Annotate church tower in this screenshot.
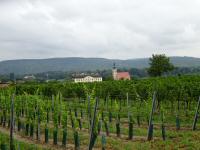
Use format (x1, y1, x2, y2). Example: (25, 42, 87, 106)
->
(112, 62, 117, 80)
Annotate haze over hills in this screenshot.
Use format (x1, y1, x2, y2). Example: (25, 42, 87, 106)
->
(0, 56, 200, 75)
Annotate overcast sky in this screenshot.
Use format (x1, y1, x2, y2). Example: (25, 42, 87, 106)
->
(0, 0, 200, 61)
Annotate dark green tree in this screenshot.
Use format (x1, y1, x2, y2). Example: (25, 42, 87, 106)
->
(148, 54, 174, 77)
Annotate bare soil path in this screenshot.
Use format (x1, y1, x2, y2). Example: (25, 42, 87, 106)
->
(0, 126, 75, 150)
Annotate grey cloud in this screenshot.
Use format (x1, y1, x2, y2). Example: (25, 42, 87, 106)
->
(0, 0, 200, 61)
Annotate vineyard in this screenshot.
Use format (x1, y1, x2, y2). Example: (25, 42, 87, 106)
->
(0, 75, 200, 150)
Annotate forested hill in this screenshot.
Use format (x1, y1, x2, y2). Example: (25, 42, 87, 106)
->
(0, 56, 200, 75)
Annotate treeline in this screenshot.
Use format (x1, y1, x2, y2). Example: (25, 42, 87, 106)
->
(13, 75, 200, 103)
(1, 66, 200, 82)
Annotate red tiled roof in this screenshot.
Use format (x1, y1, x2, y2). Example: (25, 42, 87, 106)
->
(117, 72, 130, 80)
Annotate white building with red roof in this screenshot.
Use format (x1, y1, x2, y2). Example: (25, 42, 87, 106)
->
(73, 74, 102, 83)
(112, 63, 131, 80)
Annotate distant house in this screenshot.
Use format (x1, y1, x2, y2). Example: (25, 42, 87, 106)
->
(24, 75, 36, 81)
(74, 75, 102, 83)
(112, 63, 131, 80)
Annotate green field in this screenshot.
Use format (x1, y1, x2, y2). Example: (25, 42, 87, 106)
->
(0, 75, 200, 150)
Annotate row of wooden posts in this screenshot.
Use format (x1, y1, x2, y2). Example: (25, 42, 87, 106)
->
(147, 92, 200, 141)
(6, 92, 200, 150)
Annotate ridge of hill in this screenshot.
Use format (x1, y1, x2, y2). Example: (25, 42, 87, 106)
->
(0, 56, 200, 74)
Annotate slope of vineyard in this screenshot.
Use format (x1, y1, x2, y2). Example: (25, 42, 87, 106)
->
(0, 75, 200, 149)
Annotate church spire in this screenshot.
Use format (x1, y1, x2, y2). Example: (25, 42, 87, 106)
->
(113, 62, 116, 69)
(112, 62, 117, 80)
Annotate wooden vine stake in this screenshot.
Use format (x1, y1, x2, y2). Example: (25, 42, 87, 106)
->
(127, 92, 130, 120)
(147, 92, 156, 141)
(99, 115, 106, 150)
(10, 94, 14, 150)
(88, 97, 99, 150)
(88, 96, 91, 132)
(36, 101, 40, 141)
(192, 96, 200, 131)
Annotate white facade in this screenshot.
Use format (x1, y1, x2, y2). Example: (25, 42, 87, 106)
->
(112, 68, 117, 80)
(24, 75, 36, 80)
(74, 76, 102, 83)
